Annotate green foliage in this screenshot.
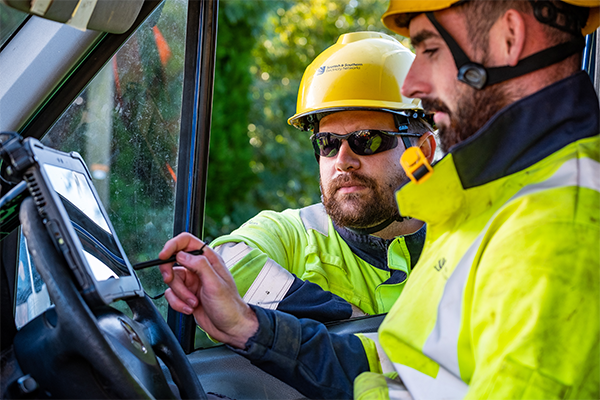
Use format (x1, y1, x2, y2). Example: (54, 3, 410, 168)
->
(107, 25, 180, 264)
(205, 0, 271, 239)
(205, 0, 409, 241)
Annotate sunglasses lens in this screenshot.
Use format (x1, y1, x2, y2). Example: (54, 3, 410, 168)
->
(312, 133, 342, 157)
(311, 130, 399, 157)
(348, 130, 397, 155)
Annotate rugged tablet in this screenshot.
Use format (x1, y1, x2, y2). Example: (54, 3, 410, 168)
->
(21, 138, 143, 306)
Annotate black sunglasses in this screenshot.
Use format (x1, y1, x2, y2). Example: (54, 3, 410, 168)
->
(310, 129, 421, 158)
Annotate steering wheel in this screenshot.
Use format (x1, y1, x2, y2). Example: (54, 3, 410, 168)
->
(12, 197, 207, 399)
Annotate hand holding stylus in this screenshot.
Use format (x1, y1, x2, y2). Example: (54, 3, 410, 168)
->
(158, 233, 258, 349)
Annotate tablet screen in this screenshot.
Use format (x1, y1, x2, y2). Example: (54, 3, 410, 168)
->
(44, 164, 131, 281)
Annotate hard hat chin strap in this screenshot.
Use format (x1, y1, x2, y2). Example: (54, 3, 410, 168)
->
(346, 214, 410, 236)
(425, 12, 585, 90)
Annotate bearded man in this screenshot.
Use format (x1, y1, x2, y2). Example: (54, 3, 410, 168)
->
(163, 32, 436, 324)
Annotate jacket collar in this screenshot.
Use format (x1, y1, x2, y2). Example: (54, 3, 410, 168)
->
(396, 71, 599, 224)
(333, 222, 426, 271)
(451, 71, 599, 189)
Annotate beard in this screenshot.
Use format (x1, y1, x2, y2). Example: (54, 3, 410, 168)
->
(321, 170, 405, 229)
(422, 82, 508, 152)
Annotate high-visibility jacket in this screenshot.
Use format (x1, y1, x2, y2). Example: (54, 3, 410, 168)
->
(232, 71, 599, 400)
(356, 71, 600, 399)
(211, 203, 425, 321)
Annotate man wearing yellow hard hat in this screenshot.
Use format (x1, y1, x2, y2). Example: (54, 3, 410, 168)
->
(161, 33, 436, 326)
(159, 1, 599, 399)
(206, 32, 437, 324)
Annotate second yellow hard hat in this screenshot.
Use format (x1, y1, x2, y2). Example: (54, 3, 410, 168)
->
(288, 32, 426, 131)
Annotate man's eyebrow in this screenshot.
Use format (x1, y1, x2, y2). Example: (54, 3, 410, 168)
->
(410, 30, 440, 48)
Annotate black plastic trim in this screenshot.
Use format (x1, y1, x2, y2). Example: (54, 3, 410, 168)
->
(169, 0, 219, 354)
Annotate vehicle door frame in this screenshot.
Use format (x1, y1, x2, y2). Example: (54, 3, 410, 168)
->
(0, 0, 219, 354)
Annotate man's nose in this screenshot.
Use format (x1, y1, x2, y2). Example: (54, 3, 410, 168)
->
(401, 57, 430, 100)
(335, 140, 361, 171)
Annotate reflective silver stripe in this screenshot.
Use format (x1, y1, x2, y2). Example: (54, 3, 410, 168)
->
(387, 379, 414, 400)
(396, 363, 468, 400)
(570, 157, 598, 191)
(214, 242, 295, 309)
(422, 241, 473, 377)
(300, 203, 329, 236)
(243, 258, 295, 310)
(362, 332, 395, 374)
(417, 156, 600, 394)
(213, 242, 252, 269)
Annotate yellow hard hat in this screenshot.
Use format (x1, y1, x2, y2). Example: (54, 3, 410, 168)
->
(382, 0, 599, 37)
(288, 31, 426, 131)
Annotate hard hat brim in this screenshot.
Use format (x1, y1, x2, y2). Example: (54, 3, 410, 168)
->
(382, 0, 599, 37)
(288, 104, 429, 131)
(382, 0, 458, 37)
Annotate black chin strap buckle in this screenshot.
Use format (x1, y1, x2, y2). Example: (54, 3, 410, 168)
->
(457, 63, 487, 90)
(425, 12, 489, 90)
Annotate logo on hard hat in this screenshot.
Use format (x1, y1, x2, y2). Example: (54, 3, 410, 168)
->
(316, 63, 363, 76)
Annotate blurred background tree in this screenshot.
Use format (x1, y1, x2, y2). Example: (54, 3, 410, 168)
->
(205, 0, 410, 241)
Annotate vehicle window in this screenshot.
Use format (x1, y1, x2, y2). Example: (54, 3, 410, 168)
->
(196, 0, 404, 348)
(205, 0, 407, 242)
(0, 2, 28, 48)
(14, 0, 187, 326)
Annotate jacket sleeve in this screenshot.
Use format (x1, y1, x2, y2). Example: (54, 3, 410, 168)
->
(277, 277, 352, 321)
(211, 210, 353, 322)
(466, 220, 599, 399)
(231, 305, 371, 400)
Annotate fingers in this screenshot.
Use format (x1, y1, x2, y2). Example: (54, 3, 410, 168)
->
(164, 288, 195, 315)
(174, 250, 228, 294)
(159, 232, 204, 258)
(159, 233, 204, 283)
(165, 267, 199, 311)
(161, 244, 258, 349)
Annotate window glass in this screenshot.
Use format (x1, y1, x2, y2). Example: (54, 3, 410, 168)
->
(0, 3, 28, 48)
(15, 0, 187, 326)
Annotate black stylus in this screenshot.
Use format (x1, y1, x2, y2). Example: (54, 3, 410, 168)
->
(132, 244, 207, 270)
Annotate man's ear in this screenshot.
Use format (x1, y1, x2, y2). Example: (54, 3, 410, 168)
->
(491, 9, 527, 67)
(417, 132, 437, 163)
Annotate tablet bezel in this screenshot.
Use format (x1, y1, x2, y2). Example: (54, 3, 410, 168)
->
(23, 138, 144, 306)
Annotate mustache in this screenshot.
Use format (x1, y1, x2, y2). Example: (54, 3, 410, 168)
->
(330, 172, 376, 192)
(421, 98, 451, 115)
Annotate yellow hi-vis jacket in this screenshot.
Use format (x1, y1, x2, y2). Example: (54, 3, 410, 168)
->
(355, 72, 600, 400)
(211, 203, 424, 319)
